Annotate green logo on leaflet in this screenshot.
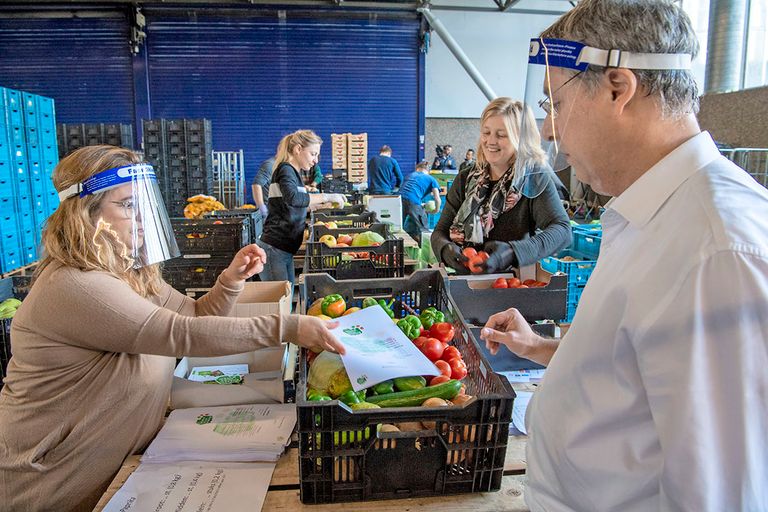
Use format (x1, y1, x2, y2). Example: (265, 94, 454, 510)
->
(196, 413, 213, 425)
(357, 374, 368, 385)
(343, 325, 364, 336)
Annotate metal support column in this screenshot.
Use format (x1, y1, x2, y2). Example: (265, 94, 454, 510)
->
(705, 0, 749, 93)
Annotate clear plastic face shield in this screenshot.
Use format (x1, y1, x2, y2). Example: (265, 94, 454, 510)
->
(58, 164, 180, 268)
(516, 37, 693, 197)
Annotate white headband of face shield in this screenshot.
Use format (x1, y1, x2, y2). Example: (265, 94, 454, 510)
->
(529, 38, 692, 72)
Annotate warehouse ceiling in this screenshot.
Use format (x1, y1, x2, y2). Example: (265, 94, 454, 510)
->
(3, 0, 575, 15)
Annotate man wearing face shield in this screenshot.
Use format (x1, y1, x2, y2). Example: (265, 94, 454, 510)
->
(0, 145, 346, 512)
(480, 1, 768, 510)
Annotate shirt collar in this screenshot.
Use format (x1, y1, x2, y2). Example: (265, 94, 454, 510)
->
(607, 131, 721, 227)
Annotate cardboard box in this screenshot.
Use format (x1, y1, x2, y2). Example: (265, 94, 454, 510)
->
(366, 195, 402, 230)
(233, 280, 291, 318)
(171, 346, 289, 410)
(170, 280, 294, 409)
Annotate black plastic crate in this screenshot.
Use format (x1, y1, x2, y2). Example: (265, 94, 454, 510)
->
(171, 217, 249, 256)
(0, 276, 31, 389)
(84, 123, 104, 137)
(313, 204, 366, 217)
(166, 120, 185, 133)
(311, 211, 377, 227)
(304, 223, 404, 280)
(448, 266, 567, 324)
(143, 119, 166, 134)
(297, 269, 515, 504)
(308, 222, 391, 243)
(161, 257, 230, 294)
(209, 208, 263, 243)
(321, 178, 351, 194)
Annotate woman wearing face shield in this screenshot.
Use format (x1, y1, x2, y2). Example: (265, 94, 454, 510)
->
(431, 97, 571, 274)
(257, 130, 346, 291)
(0, 145, 345, 512)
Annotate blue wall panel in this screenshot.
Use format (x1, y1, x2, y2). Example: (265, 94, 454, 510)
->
(144, 10, 421, 202)
(0, 13, 134, 125)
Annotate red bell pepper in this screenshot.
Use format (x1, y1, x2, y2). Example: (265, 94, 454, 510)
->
(429, 322, 455, 344)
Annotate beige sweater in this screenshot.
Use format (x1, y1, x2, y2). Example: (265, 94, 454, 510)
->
(0, 263, 298, 512)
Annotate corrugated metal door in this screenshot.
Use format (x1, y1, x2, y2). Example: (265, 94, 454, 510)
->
(143, 9, 422, 202)
(0, 11, 134, 124)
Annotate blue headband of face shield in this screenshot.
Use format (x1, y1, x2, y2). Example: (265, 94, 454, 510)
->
(58, 164, 157, 201)
(528, 38, 692, 72)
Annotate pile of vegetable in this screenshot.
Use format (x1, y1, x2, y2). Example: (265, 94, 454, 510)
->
(304, 295, 473, 412)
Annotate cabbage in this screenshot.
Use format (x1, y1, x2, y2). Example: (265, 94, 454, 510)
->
(307, 351, 352, 398)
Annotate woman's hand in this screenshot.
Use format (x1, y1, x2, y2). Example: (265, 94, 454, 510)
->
(294, 316, 346, 355)
(222, 244, 267, 286)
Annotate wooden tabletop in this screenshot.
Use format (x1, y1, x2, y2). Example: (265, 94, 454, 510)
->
(93, 434, 528, 512)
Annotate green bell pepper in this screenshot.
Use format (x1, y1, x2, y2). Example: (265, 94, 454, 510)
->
(362, 297, 395, 319)
(397, 315, 422, 340)
(419, 307, 445, 330)
(307, 388, 332, 401)
(338, 389, 363, 405)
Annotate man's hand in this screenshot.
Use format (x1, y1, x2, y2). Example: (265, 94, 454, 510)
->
(480, 307, 537, 357)
(295, 316, 346, 355)
(480, 240, 517, 274)
(222, 244, 266, 286)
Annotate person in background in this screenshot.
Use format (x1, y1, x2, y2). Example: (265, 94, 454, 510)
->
(399, 160, 442, 246)
(0, 145, 345, 512)
(301, 161, 323, 192)
(432, 144, 457, 171)
(258, 130, 346, 290)
(431, 97, 571, 274)
(480, 1, 768, 510)
(458, 148, 476, 174)
(251, 156, 275, 219)
(367, 145, 403, 195)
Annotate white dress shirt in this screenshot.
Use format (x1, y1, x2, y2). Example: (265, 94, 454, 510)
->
(525, 132, 768, 511)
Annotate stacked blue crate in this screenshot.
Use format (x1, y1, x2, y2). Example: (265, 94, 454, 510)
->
(540, 223, 602, 323)
(0, 86, 59, 273)
(426, 193, 446, 229)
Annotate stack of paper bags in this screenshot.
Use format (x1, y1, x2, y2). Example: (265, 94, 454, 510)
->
(141, 403, 296, 464)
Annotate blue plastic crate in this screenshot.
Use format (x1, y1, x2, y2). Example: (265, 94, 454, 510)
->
(541, 250, 597, 286)
(427, 212, 440, 229)
(572, 224, 602, 259)
(567, 283, 586, 304)
(25, 127, 40, 145)
(0, 160, 11, 182)
(44, 189, 59, 214)
(563, 302, 579, 323)
(36, 96, 54, 117)
(21, 245, 37, 266)
(1, 89, 22, 127)
(21, 92, 37, 128)
(8, 125, 23, 145)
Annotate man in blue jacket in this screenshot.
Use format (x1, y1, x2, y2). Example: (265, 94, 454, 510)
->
(367, 145, 403, 194)
(400, 160, 441, 245)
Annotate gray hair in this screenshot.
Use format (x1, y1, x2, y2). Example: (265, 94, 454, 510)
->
(541, 0, 700, 119)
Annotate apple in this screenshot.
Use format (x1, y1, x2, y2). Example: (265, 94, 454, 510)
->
(337, 234, 353, 245)
(318, 234, 336, 247)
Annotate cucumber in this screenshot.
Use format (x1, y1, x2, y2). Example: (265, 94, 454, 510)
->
(366, 380, 462, 408)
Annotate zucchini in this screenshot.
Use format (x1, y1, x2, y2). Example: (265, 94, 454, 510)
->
(366, 380, 462, 408)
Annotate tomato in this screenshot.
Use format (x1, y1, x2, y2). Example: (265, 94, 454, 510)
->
(429, 375, 451, 386)
(461, 247, 478, 260)
(441, 346, 462, 362)
(478, 251, 490, 262)
(506, 277, 521, 288)
(412, 336, 429, 350)
(518, 284, 529, 288)
(429, 322, 455, 344)
(448, 357, 468, 380)
(434, 359, 452, 378)
(522, 279, 538, 286)
(421, 338, 445, 362)
(468, 255, 485, 273)
(491, 277, 508, 289)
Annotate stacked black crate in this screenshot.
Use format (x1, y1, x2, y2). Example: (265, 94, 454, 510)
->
(56, 123, 134, 158)
(142, 119, 213, 217)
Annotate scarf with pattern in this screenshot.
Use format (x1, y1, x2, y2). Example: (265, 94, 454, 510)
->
(449, 164, 521, 245)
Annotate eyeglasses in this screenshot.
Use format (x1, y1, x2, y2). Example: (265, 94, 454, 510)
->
(538, 70, 584, 118)
(109, 200, 136, 219)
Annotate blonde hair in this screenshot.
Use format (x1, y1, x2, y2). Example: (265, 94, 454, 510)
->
(35, 145, 163, 297)
(272, 130, 323, 172)
(476, 97, 548, 172)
